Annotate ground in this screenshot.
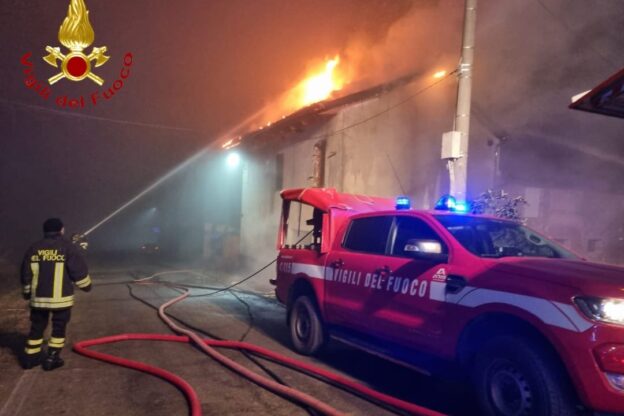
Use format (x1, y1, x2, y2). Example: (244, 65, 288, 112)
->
(0, 259, 478, 416)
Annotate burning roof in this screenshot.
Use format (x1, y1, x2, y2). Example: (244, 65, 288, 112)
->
(222, 69, 424, 153)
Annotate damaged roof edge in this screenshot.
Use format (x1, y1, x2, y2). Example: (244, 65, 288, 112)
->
(570, 67, 624, 119)
(237, 70, 425, 150)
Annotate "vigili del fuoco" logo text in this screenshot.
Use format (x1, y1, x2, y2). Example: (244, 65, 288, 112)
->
(20, 0, 133, 109)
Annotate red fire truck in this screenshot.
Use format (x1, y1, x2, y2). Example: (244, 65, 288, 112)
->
(272, 188, 624, 416)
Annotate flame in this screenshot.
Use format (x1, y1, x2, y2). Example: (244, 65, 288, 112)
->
(297, 56, 344, 107)
(59, 0, 95, 51)
(253, 54, 349, 129)
(221, 136, 241, 150)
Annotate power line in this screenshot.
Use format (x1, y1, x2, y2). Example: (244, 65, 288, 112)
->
(0, 98, 197, 132)
(310, 69, 458, 140)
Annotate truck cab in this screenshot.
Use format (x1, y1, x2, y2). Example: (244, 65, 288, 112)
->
(273, 188, 624, 416)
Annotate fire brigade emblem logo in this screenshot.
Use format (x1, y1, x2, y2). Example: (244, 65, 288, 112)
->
(43, 0, 109, 86)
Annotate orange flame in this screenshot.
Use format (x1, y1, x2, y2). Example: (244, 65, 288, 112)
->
(298, 56, 344, 107)
(250, 54, 349, 133)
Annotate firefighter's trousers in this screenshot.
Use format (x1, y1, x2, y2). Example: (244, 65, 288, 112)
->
(24, 308, 71, 356)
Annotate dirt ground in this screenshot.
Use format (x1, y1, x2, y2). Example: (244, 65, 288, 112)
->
(0, 261, 478, 416)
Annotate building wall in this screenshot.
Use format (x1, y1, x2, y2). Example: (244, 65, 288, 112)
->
(518, 185, 624, 265)
(240, 83, 459, 265)
(240, 84, 624, 267)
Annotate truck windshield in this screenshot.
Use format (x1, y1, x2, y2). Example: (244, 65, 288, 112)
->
(434, 215, 578, 259)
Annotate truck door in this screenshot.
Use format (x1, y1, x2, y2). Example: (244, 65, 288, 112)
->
(276, 201, 327, 306)
(324, 215, 394, 336)
(369, 215, 450, 349)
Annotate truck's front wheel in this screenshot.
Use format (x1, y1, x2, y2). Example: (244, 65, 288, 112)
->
(472, 336, 577, 416)
(289, 295, 326, 355)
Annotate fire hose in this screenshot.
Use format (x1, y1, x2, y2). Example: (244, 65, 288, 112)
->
(74, 279, 446, 416)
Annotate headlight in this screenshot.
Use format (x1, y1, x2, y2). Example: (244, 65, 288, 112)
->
(575, 296, 624, 326)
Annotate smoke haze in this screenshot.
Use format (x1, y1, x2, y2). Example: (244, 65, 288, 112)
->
(0, 0, 623, 267)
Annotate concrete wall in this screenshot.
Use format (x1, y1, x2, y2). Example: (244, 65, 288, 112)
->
(240, 80, 624, 266)
(240, 82, 460, 266)
(518, 185, 624, 264)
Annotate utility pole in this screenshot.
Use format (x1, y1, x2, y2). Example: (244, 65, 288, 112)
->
(442, 0, 477, 202)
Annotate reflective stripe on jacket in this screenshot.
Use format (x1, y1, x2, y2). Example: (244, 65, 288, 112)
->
(21, 234, 91, 309)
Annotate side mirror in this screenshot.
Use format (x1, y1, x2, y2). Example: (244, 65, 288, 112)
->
(404, 239, 448, 262)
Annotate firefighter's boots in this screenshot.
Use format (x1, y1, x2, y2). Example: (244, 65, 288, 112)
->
(42, 350, 64, 371)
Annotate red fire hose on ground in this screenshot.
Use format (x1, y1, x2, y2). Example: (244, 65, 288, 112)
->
(74, 277, 446, 416)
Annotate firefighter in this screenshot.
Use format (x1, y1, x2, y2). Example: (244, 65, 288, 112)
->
(20, 218, 92, 371)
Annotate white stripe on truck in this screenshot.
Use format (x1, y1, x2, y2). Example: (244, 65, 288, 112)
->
(287, 262, 593, 333)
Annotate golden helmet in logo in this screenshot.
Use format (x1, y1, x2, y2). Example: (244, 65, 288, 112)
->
(43, 0, 109, 86)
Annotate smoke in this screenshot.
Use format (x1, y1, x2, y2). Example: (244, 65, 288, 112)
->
(469, 0, 624, 190)
(245, 0, 624, 265)
(255, 0, 463, 129)
(468, 0, 624, 263)
(1, 0, 623, 269)
(343, 0, 462, 86)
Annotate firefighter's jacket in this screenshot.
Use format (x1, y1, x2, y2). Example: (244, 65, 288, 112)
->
(20, 235, 91, 309)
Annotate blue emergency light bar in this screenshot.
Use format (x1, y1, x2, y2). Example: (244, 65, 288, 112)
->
(395, 196, 411, 210)
(435, 195, 469, 213)
(454, 201, 469, 213)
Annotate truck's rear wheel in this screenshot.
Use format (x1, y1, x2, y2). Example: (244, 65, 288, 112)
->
(289, 295, 326, 355)
(472, 336, 577, 416)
